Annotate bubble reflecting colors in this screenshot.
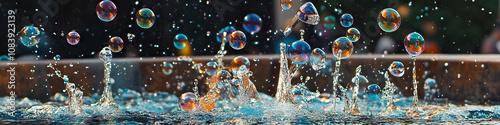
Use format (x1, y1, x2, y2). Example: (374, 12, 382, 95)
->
(243, 14, 262, 34)
(309, 48, 326, 70)
(99, 47, 112, 62)
(136, 8, 155, 29)
(18, 25, 42, 47)
(297, 2, 319, 25)
(346, 28, 360, 42)
(340, 13, 353, 27)
(229, 31, 247, 50)
(231, 56, 251, 75)
(425, 78, 436, 87)
(366, 84, 381, 101)
(174, 34, 189, 49)
(54, 55, 61, 61)
(216, 70, 232, 88)
(108, 36, 124, 52)
(179, 92, 199, 112)
(96, 0, 117, 22)
(288, 40, 312, 65)
(280, 0, 292, 10)
(162, 62, 174, 75)
(352, 75, 369, 94)
(217, 26, 236, 43)
(323, 15, 336, 30)
(66, 31, 80, 45)
(388, 61, 405, 77)
(205, 62, 218, 76)
(404, 32, 425, 56)
(377, 8, 401, 32)
(332, 37, 354, 59)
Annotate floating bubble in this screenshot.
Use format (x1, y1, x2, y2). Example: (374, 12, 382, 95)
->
(179, 92, 199, 111)
(127, 33, 135, 42)
(243, 14, 262, 34)
(53, 55, 61, 61)
(136, 8, 155, 29)
(99, 47, 112, 62)
(366, 84, 381, 101)
(332, 37, 353, 59)
(404, 32, 425, 56)
(66, 31, 80, 45)
(217, 26, 236, 43)
(231, 56, 250, 75)
(352, 75, 369, 94)
(162, 62, 174, 75)
(309, 48, 326, 70)
(283, 2, 319, 36)
(340, 13, 353, 27)
(323, 15, 336, 30)
(174, 34, 189, 49)
(205, 62, 218, 76)
(288, 40, 312, 65)
(216, 70, 232, 88)
(280, 0, 292, 10)
(18, 25, 42, 47)
(96, 0, 117, 22)
(0, 55, 10, 61)
(378, 8, 401, 32)
(346, 28, 360, 42)
(108, 36, 124, 52)
(229, 31, 247, 50)
(425, 78, 436, 87)
(388, 61, 405, 77)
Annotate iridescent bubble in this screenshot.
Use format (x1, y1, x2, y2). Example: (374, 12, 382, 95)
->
(53, 55, 61, 61)
(179, 92, 199, 112)
(309, 48, 326, 70)
(96, 0, 117, 22)
(231, 56, 250, 75)
(404, 32, 425, 56)
(205, 62, 218, 76)
(340, 13, 353, 27)
(366, 84, 381, 101)
(108, 36, 124, 52)
(216, 70, 232, 88)
(332, 37, 354, 59)
(162, 62, 174, 75)
(217, 26, 236, 43)
(346, 28, 360, 42)
(18, 25, 42, 47)
(66, 31, 80, 45)
(377, 8, 401, 32)
(99, 47, 112, 62)
(283, 2, 319, 36)
(352, 75, 369, 94)
(288, 40, 312, 65)
(388, 61, 405, 77)
(174, 34, 189, 49)
(243, 14, 262, 34)
(425, 78, 436, 87)
(0, 55, 10, 61)
(135, 8, 155, 29)
(280, 0, 292, 10)
(323, 15, 336, 30)
(229, 31, 247, 50)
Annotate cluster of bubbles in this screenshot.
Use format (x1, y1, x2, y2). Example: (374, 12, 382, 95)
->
(66, 31, 80, 45)
(288, 40, 312, 65)
(231, 56, 251, 75)
(136, 8, 155, 29)
(18, 25, 43, 47)
(332, 37, 354, 59)
(174, 34, 189, 49)
(96, 0, 117, 22)
(377, 8, 401, 33)
(404, 32, 425, 56)
(108, 36, 124, 53)
(340, 14, 353, 27)
(162, 62, 174, 75)
(229, 31, 247, 50)
(243, 14, 262, 34)
(388, 61, 405, 77)
(179, 92, 199, 111)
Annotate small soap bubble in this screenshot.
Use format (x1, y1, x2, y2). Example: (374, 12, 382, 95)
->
(388, 61, 405, 77)
(346, 28, 360, 42)
(53, 55, 61, 61)
(108, 36, 124, 52)
(332, 37, 353, 59)
(366, 84, 381, 101)
(18, 25, 42, 47)
(377, 8, 401, 32)
(243, 13, 262, 34)
(309, 48, 326, 70)
(231, 56, 250, 75)
(174, 34, 189, 49)
(162, 62, 174, 75)
(280, 0, 292, 10)
(323, 15, 336, 29)
(179, 92, 199, 111)
(205, 62, 218, 76)
(96, 0, 117, 22)
(404, 32, 425, 56)
(136, 8, 155, 29)
(340, 13, 353, 27)
(288, 40, 312, 65)
(229, 31, 247, 50)
(66, 31, 80, 45)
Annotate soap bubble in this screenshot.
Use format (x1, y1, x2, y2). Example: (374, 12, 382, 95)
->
(297, 2, 320, 25)
(332, 37, 353, 59)
(99, 47, 112, 62)
(136, 8, 155, 29)
(323, 15, 336, 29)
(66, 31, 80, 45)
(216, 70, 232, 89)
(352, 75, 369, 94)
(96, 0, 117, 22)
(229, 31, 247, 50)
(174, 34, 189, 49)
(162, 62, 174, 75)
(217, 26, 236, 43)
(288, 40, 312, 65)
(346, 28, 360, 42)
(243, 13, 262, 34)
(18, 25, 42, 47)
(340, 13, 353, 27)
(280, 0, 292, 10)
(388, 61, 405, 77)
(231, 56, 250, 75)
(404, 32, 425, 56)
(108, 36, 124, 53)
(366, 84, 381, 101)
(425, 78, 436, 87)
(205, 62, 218, 76)
(377, 8, 401, 32)
(309, 48, 326, 70)
(179, 92, 199, 111)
